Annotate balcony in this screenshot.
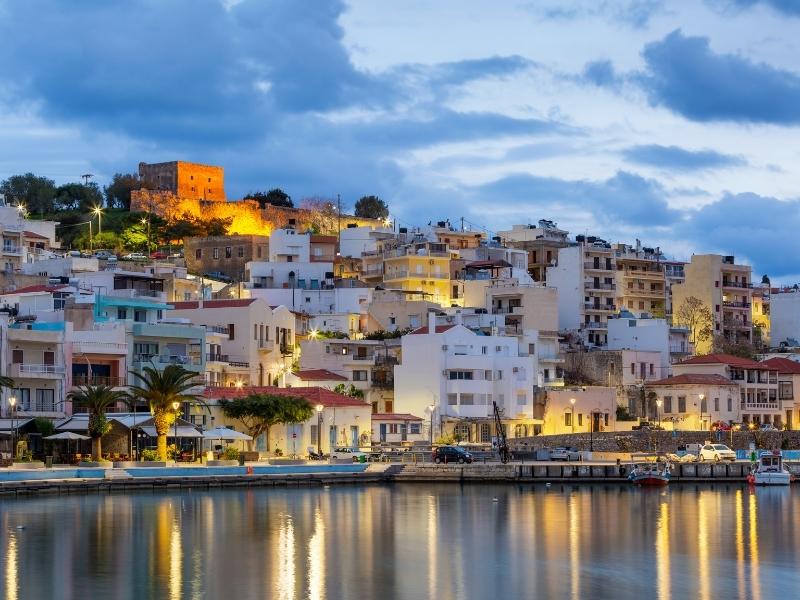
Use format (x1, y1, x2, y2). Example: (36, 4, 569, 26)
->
(72, 375, 128, 388)
(622, 269, 663, 280)
(624, 287, 665, 298)
(374, 355, 399, 367)
(352, 354, 373, 361)
(722, 280, 753, 289)
(584, 302, 616, 312)
(205, 325, 230, 335)
(542, 377, 565, 386)
(11, 363, 66, 378)
(585, 322, 607, 330)
(133, 354, 202, 368)
(2, 245, 23, 255)
(280, 343, 295, 355)
(584, 281, 615, 291)
(371, 376, 394, 389)
(722, 301, 751, 310)
(257, 339, 275, 352)
(72, 341, 128, 355)
(109, 288, 167, 302)
(583, 261, 612, 271)
(133, 322, 205, 339)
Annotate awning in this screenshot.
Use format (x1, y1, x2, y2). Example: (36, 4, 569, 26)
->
(202, 427, 253, 441)
(139, 426, 202, 438)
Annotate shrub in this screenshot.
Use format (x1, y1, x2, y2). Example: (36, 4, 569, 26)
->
(221, 446, 240, 461)
(141, 449, 159, 461)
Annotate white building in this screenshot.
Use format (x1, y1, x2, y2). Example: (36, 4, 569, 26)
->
(339, 225, 394, 258)
(540, 387, 617, 435)
(769, 290, 800, 347)
(394, 313, 537, 442)
(607, 311, 692, 373)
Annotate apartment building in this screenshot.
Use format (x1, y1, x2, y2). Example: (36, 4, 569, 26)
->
(299, 337, 401, 412)
(546, 238, 617, 347)
(663, 260, 685, 318)
(497, 220, 570, 282)
(170, 298, 295, 387)
(671, 354, 780, 427)
(767, 290, 800, 347)
(394, 314, 537, 441)
(364, 289, 441, 333)
(613, 242, 667, 318)
(671, 254, 753, 354)
(607, 311, 691, 370)
(382, 240, 454, 306)
(646, 374, 740, 430)
(760, 357, 800, 429)
(0, 204, 60, 273)
(184, 234, 269, 280)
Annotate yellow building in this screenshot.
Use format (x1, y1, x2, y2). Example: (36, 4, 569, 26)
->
(671, 254, 753, 354)
(614, 243, 667, 318)
(382, 241, 454, 306)
(751, 285, 770, 346)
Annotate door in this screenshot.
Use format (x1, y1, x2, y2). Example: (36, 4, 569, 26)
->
(592, 412, 602, 432)
(350, 426, 359, 448)
(379, 423, 387, 442)
(329, 425, 337, 449)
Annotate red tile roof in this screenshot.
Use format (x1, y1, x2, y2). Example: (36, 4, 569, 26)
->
(676, 353, 777, 370)
(203, 386, 369, 407)
(171, 299, 255, 309)
(22, 230, 49, 240)
(0, 284, 67, 295)
(761, 357, 800, 374)
(409, 325, 456, 335)
(293, 369, 348, 382)
(648, 374, 738, 386)
(371, 413, 423, 421)
(310, 235, 337, 244)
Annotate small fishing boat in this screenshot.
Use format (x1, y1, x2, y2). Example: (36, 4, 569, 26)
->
(747, 450, 792, 486)
(628, 462, 671, 486)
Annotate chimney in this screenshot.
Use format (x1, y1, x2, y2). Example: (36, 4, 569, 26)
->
(428, 310, 437, 335)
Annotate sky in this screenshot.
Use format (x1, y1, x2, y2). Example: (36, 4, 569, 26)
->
(1, 0, 799, 281)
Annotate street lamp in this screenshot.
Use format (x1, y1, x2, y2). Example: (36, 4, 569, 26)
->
(316, 404, 324, 455)
(731, 423, 740, 447)
(656, 399, 663, 430)
(698, 394, 706, 432)
(569, 397, 576, 433)
(427, 404, 435, 445)
(172, 401, 180, 459)
(235, 380, 244, 389)
(92, 206, 103, 237)
(309, 329, 319, 340)
(8, 396, 16, 460)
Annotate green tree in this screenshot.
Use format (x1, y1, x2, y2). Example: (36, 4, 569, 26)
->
(246, 188, 293, 209)
(68, 385, 130, 461)
(354, 195, 389, 220)
(119, 222, 149, 251)
(220, 394, 313, 453)
(0, 173, 57, 215)
(674, 296, 713, 350)
(54, 182, 104, 212)
(712, 335, 758, 360)
(104, 173, 142, 209)
(333, 384, 365, 399)
(129, 365, 205, 461)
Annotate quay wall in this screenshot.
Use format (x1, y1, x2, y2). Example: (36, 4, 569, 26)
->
(511, 430, 800, 453)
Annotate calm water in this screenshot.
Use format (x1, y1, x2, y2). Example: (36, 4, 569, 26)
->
(1, 483, 798, 599)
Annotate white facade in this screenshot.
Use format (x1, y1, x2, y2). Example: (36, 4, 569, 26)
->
(248, 286, 371, 317)
(268, 228, 310, 263)
(770, 291, 800, 346)
(607, 314, 689, 374)
(339, 226, 394, 258)
(546, 245, 583, 332)
(247, 260, 333, 290)
(394, 315, 536, 436)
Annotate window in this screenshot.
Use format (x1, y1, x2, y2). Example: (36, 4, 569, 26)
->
(678, 396, 686, 413)
(257, 246, 262, 258)
(117, 308, 127, 320)
(388, 423, 398, 434)
(35, 388, 55, 412)
(134, 310, 146, 323)
(11, 349, 23, 364)
(195, 249, 202, 259)
(228, 324, 235, 340)
(352, 370, 367, 381)
(460, 394, 474, 405)
(238, 246, 244, 258)
(517, 392, 527, 405)
(496, 370, 503, 380)
(604, 414, 609, 427)
(447, 394, 457, 405)
(714, 397, 720, 412)
(663, 396, 672, 413)
(213, 248, 219, 259)
(410, 423, 421, 434)
(578, 413, 583, 426)
(448, 371, 473, 380)
(16, 388, 31, 411)
(649, 364, 654, 376)
(727, 397, 732, 412)
(630, 363, 635, 375)
(225, 246, 232, 259)
(482, 346, 487, 355)
(43, 351, 54, 366)
(484, 370, 493, 381)
(700, 397, 708, 413)
(389, 317, 396, 325)
(565, 413, 572, 426)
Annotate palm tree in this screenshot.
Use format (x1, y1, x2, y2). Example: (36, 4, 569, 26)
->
(0, 375, 14, 389)
(129, 364, 205, 461)
(68, 385, 129, 461)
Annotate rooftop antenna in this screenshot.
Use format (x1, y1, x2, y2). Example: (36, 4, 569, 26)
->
(81, 173, 94, 185)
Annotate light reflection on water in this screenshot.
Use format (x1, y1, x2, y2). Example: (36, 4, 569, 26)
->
(1, 484, 799, 599)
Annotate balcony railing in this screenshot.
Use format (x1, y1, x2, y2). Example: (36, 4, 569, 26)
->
(584, 303, 616, 311)
(257, 340, 275, 352)
(2, 245, 23, 255)
(72, 375, 128, 387)
(15, 364, 66, 375)
(722, 301, 751, 309)
(374, 355, 399, 366)
(280, 344, 295, 355)
(583, 261, 612, 271)
(72, 341, 128, 354)
(722, 280, 753, 289)
(205, 325, 230, 335)
(352, 355, 373, 361)
(134, 354, 202, 366)
(585, 322, 607, 330)
(371, 377, 394, 389)
(584, 282, 616, 291)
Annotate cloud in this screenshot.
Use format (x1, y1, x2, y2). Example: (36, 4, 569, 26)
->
(582, 60, 621, 88)
(707, 0, 800, 17)
(622, 144, 747, 170)
(682, 192, 800, 277)
(538, 0, 663, 28)
(638, 29, 800, 124)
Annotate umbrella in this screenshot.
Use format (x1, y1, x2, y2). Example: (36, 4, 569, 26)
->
(45, 432, 90, 440)
(46, 432, 90, 461)
(202, 427, 252, 441)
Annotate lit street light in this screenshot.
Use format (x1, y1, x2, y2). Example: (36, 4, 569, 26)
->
(656, 398, 663, 430)
(93, 206, 103, 237)
(8, 396, 16, 459)
(172, 401, 180, 460)
(316, 404, 324, 456)
(569, 397, 576, 433)
(698, 394, 706, 431)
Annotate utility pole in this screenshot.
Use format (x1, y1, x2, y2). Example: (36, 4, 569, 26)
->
(81, 173, 94, 185)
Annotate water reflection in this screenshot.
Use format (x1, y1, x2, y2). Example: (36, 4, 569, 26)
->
(0, 484, 797, 599)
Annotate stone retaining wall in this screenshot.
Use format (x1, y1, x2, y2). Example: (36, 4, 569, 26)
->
(511, 430, 800, 453)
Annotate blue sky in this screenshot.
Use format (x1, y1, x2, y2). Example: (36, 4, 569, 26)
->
(1, 0, 799, 280)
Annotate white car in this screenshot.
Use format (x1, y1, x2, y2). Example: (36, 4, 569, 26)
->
(698, 443, 737, 462)
(122, 252, 147, 261)
(330, 447, 369, 462)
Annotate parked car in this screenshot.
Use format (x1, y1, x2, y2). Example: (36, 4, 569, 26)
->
(632, 421, 664, 431)
(550, 447, 581, 461)
(168, 252, 184, 259)
(698, 443, 737, 462)
(330, 447, 369, 462)
(204, 271, 233, 283)
(122, 252, 147, 261)
(150, 251, 168, 259)
(760, 423, 777, 431)
(93, 250, 117, 260)
(432, 445, 473, 464)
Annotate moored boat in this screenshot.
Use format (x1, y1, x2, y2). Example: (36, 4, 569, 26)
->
(747, 450, 792, 486)
(628, 462, 671, 486)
